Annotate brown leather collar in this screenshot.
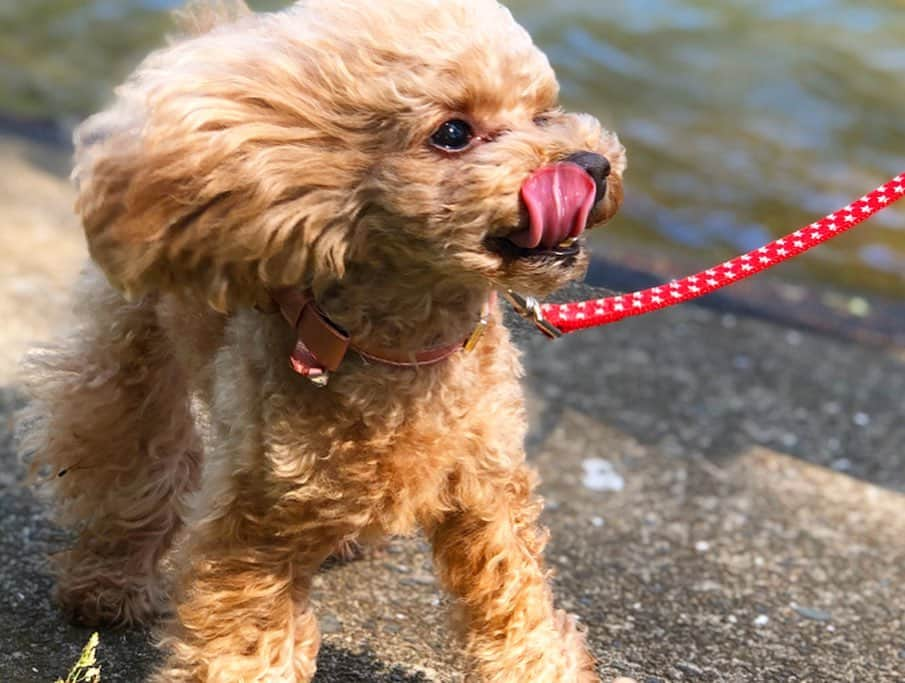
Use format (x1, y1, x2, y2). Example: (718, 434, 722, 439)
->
(270, 288, 495, 385)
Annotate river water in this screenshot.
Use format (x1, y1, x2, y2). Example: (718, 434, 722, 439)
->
(2, 0, 903, 298)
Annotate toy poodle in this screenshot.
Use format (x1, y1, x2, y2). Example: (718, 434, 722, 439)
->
(20, 0, 625, 680)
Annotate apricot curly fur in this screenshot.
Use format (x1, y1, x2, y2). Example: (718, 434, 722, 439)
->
(19, 1, 625, 681)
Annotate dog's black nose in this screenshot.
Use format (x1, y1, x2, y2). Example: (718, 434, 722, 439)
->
(565, 151, 610, 204)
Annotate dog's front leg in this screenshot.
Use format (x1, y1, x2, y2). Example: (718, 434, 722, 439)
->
(427, 463, 598, 682)
(150, 491, 354, 683)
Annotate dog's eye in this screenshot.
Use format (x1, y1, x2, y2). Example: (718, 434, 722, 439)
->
(430, 119, 474, 151)
(533, 113, 554, 127)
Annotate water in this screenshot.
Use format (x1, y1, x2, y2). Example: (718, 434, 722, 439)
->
(2, 0, 903, 298)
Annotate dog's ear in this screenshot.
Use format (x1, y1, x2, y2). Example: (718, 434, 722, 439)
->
(72, 18, 361, 312)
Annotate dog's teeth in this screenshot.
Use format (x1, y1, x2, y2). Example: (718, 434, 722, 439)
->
(557, 238, 578, 248)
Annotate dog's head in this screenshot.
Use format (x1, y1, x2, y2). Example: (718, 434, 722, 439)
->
(76, 0, 625, 311)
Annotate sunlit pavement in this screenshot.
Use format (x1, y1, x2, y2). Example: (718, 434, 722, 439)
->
(2, 132, 903, 682)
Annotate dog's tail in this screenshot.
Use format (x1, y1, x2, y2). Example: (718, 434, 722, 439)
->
(173, 0, 253, 36)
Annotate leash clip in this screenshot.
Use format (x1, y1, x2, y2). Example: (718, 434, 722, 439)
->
(501, 290, 563, 339)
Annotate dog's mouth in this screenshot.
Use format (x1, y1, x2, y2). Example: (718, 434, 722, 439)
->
(484, 235, 583, 262)
(486, 162, 596, 264)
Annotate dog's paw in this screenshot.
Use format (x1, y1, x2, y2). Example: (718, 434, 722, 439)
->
(54, 551, 167, 627)
(57, 580, 166, 627)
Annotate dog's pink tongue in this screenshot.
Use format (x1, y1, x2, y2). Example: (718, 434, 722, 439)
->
(510, 163, 597, 249)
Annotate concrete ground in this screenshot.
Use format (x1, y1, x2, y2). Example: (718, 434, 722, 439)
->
(1, 130, 904, 682)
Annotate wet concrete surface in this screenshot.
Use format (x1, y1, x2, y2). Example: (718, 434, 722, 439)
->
(1, 133, 904, 681)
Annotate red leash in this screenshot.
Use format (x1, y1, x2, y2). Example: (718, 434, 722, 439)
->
(527, 172, 905, 336)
